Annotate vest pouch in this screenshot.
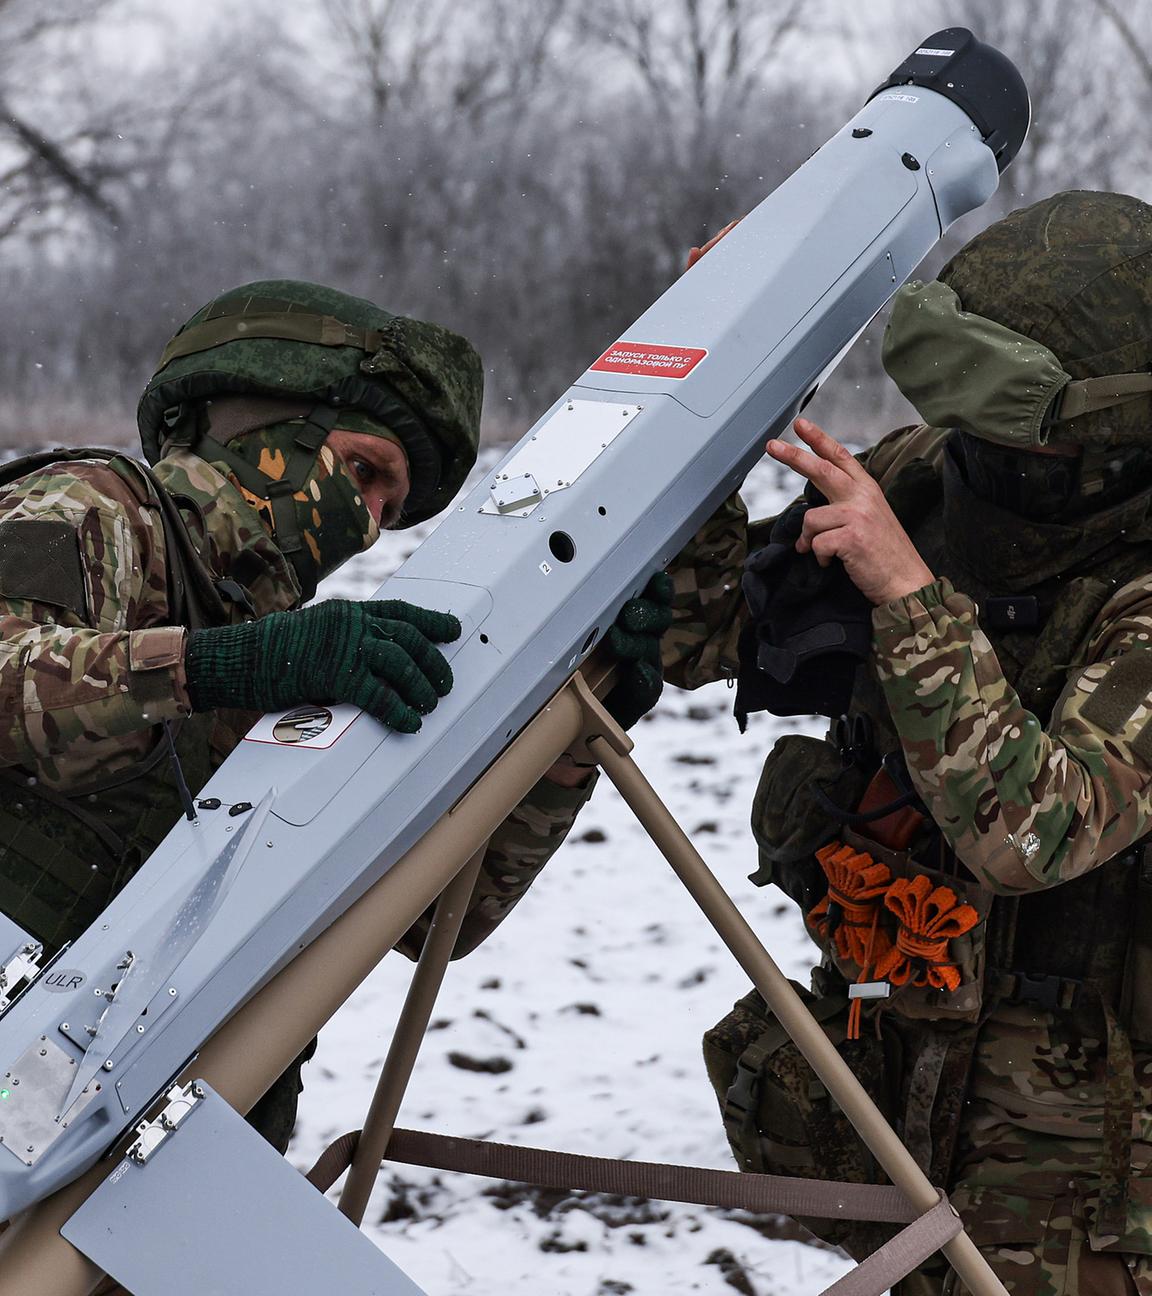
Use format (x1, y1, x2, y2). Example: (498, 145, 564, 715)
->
(702, 980, 895, 1259)
(748, 734, 868, 911)
(821, 829, 993, 1026)
(1121, 846, 1152, 1045)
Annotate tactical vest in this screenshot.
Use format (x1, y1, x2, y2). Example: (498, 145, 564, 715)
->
(0, 449, 238, 956)
(728, 447, 1152, 1233)
(748, 450, 1152, 1015)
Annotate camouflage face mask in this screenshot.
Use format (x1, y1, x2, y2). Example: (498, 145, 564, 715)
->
(226, 419, 386, 600)
(882, 280, 1152, 449)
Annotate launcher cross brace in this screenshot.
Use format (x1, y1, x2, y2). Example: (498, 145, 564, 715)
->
(0, 27, 1027, 1296)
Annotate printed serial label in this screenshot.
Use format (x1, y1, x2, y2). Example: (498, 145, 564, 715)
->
(590, 341, 707, 380)
(914, 47, 955, 57)
(879, 93, 920, 104)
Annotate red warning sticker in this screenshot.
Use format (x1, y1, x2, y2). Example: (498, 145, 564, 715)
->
(590, 341, 708, 380)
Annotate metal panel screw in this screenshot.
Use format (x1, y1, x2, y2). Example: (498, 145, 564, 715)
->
(103, 1060, 114, 1071)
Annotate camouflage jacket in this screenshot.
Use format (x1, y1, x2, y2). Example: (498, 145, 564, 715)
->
(669, 423, 1152, 1251)
(0, 448, 592, 954)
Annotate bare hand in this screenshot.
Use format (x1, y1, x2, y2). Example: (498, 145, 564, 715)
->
(685, 219, 741, 272)
(766, 419, 935, 606)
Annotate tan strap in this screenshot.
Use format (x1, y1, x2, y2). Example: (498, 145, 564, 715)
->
(822, 1192, 962, 1296)
(1058, 372, 1152, 421)
(202, 396, 316, 443)
(306, 1129, 961, 1296)
(157, 311, 384, 370)
(307, 1125, 920, 1222)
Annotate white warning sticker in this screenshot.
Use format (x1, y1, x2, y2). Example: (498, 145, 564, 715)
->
(244, 703, 361, 749)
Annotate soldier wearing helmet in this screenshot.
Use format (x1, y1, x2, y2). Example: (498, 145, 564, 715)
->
(670, 193, 1152, 1293)
(0, 279, 669, 1154)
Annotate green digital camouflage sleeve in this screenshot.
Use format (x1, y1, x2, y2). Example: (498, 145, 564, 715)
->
(394, 772, 599, 960)
(873, 574, 1152, 893)
(0, 463, 188, 770)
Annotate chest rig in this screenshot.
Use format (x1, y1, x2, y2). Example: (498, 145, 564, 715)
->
(0, 450, 242, 956)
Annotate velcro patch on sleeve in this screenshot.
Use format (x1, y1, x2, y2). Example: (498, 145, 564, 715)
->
(0, 519, 87, 618)
(1081, 650, 1152, 736)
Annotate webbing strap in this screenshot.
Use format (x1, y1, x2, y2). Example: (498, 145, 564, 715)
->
(1057, 372, 1152, 421)
(304, 1128, 961, 1296)
(308, 1125, 914, 1220)
(157, 311, 384, 370)
(821, 1194, 962, 1296)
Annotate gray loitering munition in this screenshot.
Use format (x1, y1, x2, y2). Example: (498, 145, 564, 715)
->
(0, 28, 1027, 1292)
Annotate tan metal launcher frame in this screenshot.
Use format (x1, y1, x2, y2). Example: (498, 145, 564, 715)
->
(0, 669, 1008, 1296)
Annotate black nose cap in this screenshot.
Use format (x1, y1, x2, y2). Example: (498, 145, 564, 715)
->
(871, 27, 1031, 174)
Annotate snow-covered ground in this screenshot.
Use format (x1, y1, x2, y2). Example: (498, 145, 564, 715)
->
(307, 449, 855, 1295)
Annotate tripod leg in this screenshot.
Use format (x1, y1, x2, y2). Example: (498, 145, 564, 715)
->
(582, 721, 1005, 1296)
(338, 845, 487, 1224)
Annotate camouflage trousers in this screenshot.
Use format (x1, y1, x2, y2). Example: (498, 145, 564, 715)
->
(894, 1093, 1152, 1296)
(896, 1233, 1150, 1295)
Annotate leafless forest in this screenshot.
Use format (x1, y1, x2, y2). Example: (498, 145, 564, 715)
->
(0, 0, 1147, 450)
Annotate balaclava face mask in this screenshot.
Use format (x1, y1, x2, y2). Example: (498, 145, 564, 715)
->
(218, 407, 407, 600)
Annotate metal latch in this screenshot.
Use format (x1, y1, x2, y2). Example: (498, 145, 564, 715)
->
(127, 1081, 205, 1165)
(0, 942, 43, 1015)
(848, 982, 891, 1001)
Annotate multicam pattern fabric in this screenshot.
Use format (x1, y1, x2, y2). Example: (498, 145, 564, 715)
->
(0, 459, 187, 786)
(667, 422, 1152, 1281)
(872, 574, 1152, 892)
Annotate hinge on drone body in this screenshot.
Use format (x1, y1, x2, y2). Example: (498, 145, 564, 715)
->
(0, 942, 43, 1016)
(127, 1080, 205, 1165)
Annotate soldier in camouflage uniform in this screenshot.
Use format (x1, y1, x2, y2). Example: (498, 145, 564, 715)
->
(0, 279, 667, 1157)
(677, 193, 1152, 1294)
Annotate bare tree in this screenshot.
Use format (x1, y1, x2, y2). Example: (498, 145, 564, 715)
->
(0, 0, 130, 238)
(578, 0, 807, 131)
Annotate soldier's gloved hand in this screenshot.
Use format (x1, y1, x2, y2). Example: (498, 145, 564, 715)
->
(184, 599, 460, 733)
(602, 572, 674, 730)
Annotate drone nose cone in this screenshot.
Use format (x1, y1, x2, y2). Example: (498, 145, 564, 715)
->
(872, 27, 1030, 174)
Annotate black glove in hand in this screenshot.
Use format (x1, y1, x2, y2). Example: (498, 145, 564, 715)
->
(603, 572, 674, 730)
(185, 599, 461, 733)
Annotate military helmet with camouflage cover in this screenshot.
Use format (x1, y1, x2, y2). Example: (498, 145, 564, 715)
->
(939, 190, 1152, 449)
(883, 192, 1152, 518)
(138, 280, 483, 527)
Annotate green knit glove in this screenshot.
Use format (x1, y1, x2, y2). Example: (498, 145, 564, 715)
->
(185, 599, 461, 733)
(603, 572, 674, 730)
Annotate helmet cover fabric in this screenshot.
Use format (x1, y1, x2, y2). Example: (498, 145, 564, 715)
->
(937, 191, 1152, 450)
(138, 279, 483, 526)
